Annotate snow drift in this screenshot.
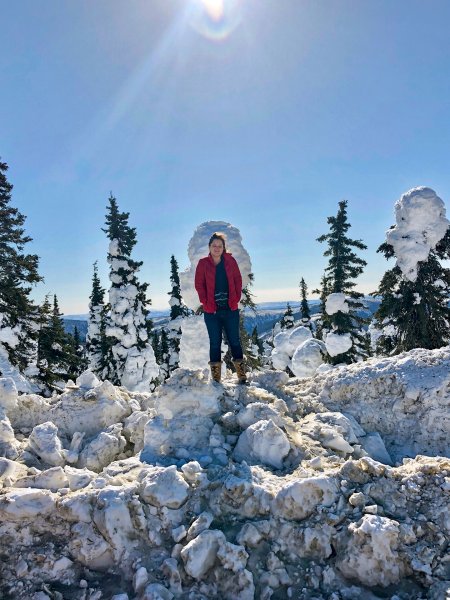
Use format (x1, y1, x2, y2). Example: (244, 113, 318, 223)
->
(0, 347, 449, 599)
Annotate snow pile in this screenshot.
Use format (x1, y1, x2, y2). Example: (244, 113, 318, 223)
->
(178, 315, 211, 371)
(180, 221, 252, 310)
(0, 343, 37, 394)
(0, 348, 450, 599)
(325, 292, 349, 315)
(386, 186, 449, 282)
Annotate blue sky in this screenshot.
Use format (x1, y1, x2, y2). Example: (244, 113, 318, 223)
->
(2, 0, 450, 313)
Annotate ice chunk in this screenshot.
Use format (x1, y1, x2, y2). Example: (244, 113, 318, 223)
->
(180, 529, 226, 579)
(234, 419, 290, 469)
(140, 465, 189, 509)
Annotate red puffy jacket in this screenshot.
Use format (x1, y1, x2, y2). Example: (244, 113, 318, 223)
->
(195, 252, 242, 313)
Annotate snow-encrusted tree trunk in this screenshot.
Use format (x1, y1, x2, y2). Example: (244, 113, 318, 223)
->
(373, 187, 450, 354)
(102, 194, 158, 392)
(167, 255, 190, 375)
(317, 200, 369, 364)
(86, 261, 107, 375)
(0, 159, 43, 391)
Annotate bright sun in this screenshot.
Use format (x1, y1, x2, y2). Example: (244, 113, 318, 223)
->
(200, 0, 225, 21)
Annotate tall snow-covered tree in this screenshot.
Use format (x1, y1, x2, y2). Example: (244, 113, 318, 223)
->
(102, 194, 158, 391)
(373, 188, 450, 354)
(299, 277, 311, 324)
(317, 200, 369, 364)
(280, 303, 295, 330)
(86, 261, 107, 375)
(0, 159, 42, 381)
(167, 255, 190, 374)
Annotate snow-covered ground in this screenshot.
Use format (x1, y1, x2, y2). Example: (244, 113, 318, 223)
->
(1, 347, 449, 600)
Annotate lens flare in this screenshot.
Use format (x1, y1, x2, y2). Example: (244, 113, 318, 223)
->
(189, 0, 242, 41)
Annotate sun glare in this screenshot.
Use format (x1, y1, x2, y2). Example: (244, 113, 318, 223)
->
(189, 0, 242, 40)
(201, 0, 225, 22)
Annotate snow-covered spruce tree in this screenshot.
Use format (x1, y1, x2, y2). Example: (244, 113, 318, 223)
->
(280, 302, 295, 330)
(86, 261, 107, 376)
(158, 328, 170, 381)
(102, 194, 158, 391)
(239, 273, 261, 369)
(36, 295, 73, 391)
(373, 187, 450, 354)
(167, 255, 190, 374)
(67, 326, 87, 379)
(0, 159, 43, 379)
(312, 272, 331, 340)
(317, 200, 369, 364)
(299, 277, 311, 324)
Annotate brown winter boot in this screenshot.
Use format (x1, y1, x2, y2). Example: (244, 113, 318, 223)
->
(233, 359, 247, 384)
(209, 361, 222, 383)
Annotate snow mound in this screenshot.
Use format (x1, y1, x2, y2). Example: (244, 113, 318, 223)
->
(1, 351, 449, 599)
(386, 186, 449, 282)
(180, 220, 252, 310)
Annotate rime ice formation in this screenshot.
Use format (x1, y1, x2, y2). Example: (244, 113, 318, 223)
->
(1, 347, 450, 599)
(271, 325, 320, 374)
(325, 331, 353, 357)
(386, 186, 450, 282)
(291, 338, 326, 378)
(179, 221, 252, 310)
(325, 292, 349, 315)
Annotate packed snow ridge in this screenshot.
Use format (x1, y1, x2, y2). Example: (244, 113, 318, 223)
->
(1, 349, 449, 600)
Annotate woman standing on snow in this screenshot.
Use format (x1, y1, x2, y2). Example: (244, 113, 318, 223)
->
(194, 232, 247, 384)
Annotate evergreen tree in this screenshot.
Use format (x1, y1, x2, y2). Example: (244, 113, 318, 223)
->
(280, 302, 295, 330)
(167, 255, 190, 374)
(373, 230, 450, 354)
(317, 200, 369, 364)
(102, 194, 158, 391)
(159, 328, 170, 381)
(36, 295, 73, 390)
(151, 330, 161, 363)
(0, 159, 43, 377)
(67, 326, 88, 380)
(299, 277, 311, 324)
(239, 273, 261, 369)
(86, 261, 107, 375)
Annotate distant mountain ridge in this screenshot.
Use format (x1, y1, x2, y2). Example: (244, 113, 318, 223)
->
(63, 298, 381, 342)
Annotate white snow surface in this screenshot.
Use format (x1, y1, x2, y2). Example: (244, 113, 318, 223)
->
(271, 325, 316, 373)
(386, 186, 450, 282)
(325, 292, 349, 315)
(1, 348, 450, 598)
(179, 221, 252, 310)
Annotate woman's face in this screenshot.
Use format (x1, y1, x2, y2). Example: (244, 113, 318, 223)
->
(209, 239, 225, 260)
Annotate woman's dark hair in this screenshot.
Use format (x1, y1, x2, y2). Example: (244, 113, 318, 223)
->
(208, 232, 227, 250)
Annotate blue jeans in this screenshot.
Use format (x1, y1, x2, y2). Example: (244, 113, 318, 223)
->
(204, 309, 244, 363)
